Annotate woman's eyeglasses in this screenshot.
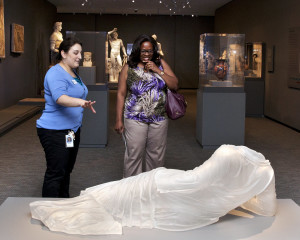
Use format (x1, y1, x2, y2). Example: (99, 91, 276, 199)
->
(141, 50, 154, 54)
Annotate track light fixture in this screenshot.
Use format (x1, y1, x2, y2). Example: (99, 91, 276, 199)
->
(79, 0, 194, 16)
(81, 0, 88, 7)
(158, 0, 192, 15)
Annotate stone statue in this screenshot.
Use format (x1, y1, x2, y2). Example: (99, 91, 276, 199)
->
(107, 28, 127, 82)
(221, 49, 227, 60)
(152, 34, 164, 57)
(50, 22, 63, 65)
(206, 51, 215, 70)
(83, 52, 92, 67)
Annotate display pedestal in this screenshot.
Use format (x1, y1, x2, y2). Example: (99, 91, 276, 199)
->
(1, 197, 300, 240)
(108, 81, 118, 90)
(209, 80, 232, 87)
(244, 77, 264, 117)
(78, 66, 96, 85)
(80, 84, 109, 148)
(196, 87, 245, 148)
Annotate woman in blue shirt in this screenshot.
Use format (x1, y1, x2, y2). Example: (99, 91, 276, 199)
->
(37, 37, 96, 197)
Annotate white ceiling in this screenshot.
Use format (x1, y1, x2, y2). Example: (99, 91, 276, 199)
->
(47, 0, 232, 16)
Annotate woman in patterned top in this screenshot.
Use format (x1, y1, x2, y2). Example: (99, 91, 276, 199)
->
(115, 34, 178, 178)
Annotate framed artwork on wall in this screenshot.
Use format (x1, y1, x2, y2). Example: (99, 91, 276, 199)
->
(0, 0, 5, 58)
(11, 23, 24, 53)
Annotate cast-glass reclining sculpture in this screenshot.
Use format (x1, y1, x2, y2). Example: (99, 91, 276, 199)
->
(30, 145, 277, 235)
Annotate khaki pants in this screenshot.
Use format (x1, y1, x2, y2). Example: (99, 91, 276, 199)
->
(123, 118, 168, 178)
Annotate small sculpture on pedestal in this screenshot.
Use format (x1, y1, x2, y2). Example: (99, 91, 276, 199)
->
(49, 22, 63, 65)
(83, 52, 92, 67)
(213, 49, 228, 81)
(206, 51, 215, 70)
(107, 28, 127, 83)
(214, 59, 228, 80)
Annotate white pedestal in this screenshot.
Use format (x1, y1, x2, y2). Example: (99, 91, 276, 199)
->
(0, 197, 299, 240)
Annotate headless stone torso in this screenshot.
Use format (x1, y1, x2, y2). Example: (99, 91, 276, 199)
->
(50, 22, 63, 65)
(50, 32, 63, 50)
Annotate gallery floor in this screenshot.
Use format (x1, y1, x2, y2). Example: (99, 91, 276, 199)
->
(0, 89, 299, 239)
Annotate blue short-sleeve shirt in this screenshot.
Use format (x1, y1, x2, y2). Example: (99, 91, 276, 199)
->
(36, 64, 88, 132)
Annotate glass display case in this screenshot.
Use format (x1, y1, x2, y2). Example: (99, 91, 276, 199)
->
(66, 31, 107, 84)
(199, 33, 245, 88)
(245, 42, 264, 78)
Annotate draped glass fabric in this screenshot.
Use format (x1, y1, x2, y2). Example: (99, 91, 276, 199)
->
(30, 145, 277, 235)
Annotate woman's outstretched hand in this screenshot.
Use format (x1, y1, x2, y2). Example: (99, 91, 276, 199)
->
(81, 100, 96, 113)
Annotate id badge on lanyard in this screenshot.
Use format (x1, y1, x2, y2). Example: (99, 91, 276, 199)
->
(65, 130, 75, 148)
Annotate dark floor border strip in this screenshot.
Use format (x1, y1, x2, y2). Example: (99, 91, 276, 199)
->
(0, 108, 42, 137)
(265, 115, 299, 133)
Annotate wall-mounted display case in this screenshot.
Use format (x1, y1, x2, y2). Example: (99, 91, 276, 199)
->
(245, 42, 264, 78)
(199, 33, 245, 88)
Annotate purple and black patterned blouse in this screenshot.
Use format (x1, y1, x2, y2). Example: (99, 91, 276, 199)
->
(124, 66, 167, 123)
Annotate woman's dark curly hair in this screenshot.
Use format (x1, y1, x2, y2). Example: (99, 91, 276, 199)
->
(128, 34, 161, 68)
(56, 37, 82, 62)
